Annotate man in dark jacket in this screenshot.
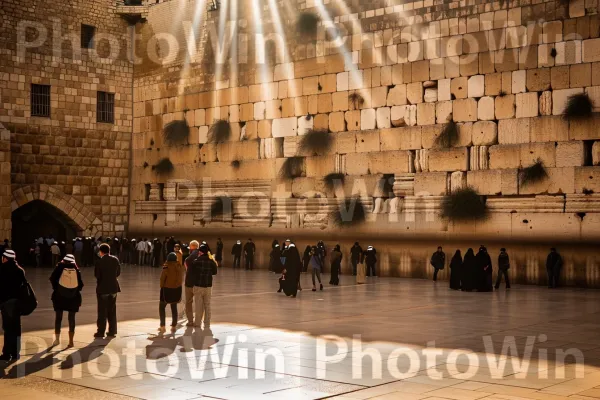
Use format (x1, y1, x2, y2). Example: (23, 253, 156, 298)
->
(350, 242, 363, 276)
(152, 238, 162, 268)
(495, 248, 511, 289)
(243, 239, 256, 270)
(430, 246, 445, 281)
(94, 244, 121, 338)
(0, 250, 26, 361)
(231, 240, 242, 269)
(186, 243, 217, 329)
(364, 246, 377, 277)
(184, 240, 200, 326)
(215, 238, 223, 265)
(546, 248, 563, 288)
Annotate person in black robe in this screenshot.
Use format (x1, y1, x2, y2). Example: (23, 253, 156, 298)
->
(270, 244, 282, 274)
(449, 250, 462, 290)
(282, 243, 301, 298)
(461, 248, 476, 291)
(271, 239, 279, 250)
(546, 248, 563, 288)
(476, 246, 493, 292)
(329, 244, 342, 286)
(215, 238, 223, 265)
(302, 245, 311, 273)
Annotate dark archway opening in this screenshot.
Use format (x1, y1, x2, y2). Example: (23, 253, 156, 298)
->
(11, 200, 78, 267)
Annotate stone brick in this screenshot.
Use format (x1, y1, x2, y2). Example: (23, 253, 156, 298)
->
(391, 105, 417, 127)
(417, 103, 436, 126)
(361, 109, 376, 130)
(428, 147, 469, 172)
(478, 96, 495, 120)
(414, 172, 448, 196)
(472, 121, 498, 146)
(450, 77, 468, 99)
(356, 131, 381, 153)
(387, 85, 407, 106)
(516, 92, 539, 118)
(329, 112, 346, 132)
(345, 110, 361, 131)
(495, 94, 516, 119)
(438, 79, 451, 101)
(530, 115, 569, 142)
(436, 101, 453, 124)
(539, 91, 552, 115)
(371, 86, 389, 108)
(377, 107, 391, 129)
(489, 145, 521, 169)
(519, 167, 575, 195)
(485, 73, 502, 95)
(380, 127, 422, 150)
(272, 117, 297, 137)
(552, 88, 584, 115)
(467, 170, 519, 195)
(569, 114, 600, 140)
(424, 88, 438, 103)
(368, 151, 413, 174)
(575, 166, 600, 193)
(519, 142, 556, 168)
(453, 98, 478, 122)
(298, 115, 314, 135)
(467, 75, 485, 98)
(512, 70, 526, 94)
(407, 82, 424, 104)
(526, 68, 551, 91)
(332, 92, 348, 112)
(556, 141, 585, 167)
(570, 63, 592, 88)
(551, 66, 570, 89)
(258, 120, 273, 139)
(498, 118, 531, 144)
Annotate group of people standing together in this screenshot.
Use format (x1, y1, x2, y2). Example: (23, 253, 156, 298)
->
(431, 246, 564, 291)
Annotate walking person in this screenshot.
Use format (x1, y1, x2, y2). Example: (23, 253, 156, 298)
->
(350, 242, 363, 276)
(430, 246, 445, 282)
(270, 243, 283, 274)
(309, 246, 324, 291)
(243, 239, 256, 270)
(185, 243, 218, 330)
(364, 246, 377, 277)
(282, 243, 301, 298)
(316, 241, 327, 273)
(329, 244, 342, 286)
(546, 248, 563, 289)
(302, 245, 311, 273)
(159, 252, 185, 334)
(50, 254, 84, 347)
(495, 248, 511, 290)
(94, 244, 121, 338)
(0, 250, 27, 361)
(74, 238, 83, 267)
(231, 240, 242, 269)
(449, 250, 462, 290)
(51, 241, 61, 267)
(184, 241, 200, 326)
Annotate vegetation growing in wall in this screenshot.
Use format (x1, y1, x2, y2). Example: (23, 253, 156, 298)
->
(519, 158, 549, 187)
(163, 120, 190, 145)
(152, 158, 174, 175)
(442, 187, 488, 221)
(299, 129, 332, 156)
(231, 160, 241, 169)
(563, 93, 593, 120)
(279, 157, 304, 180)
(323, 172, 345, 190)
(208, 119, 231, 143)
(296, 12, 319, 37)
(330, 197, 367, 227)
(435, 120, 459, 148)
(348, 92, 364, 109)
(210, 196, 232, 219)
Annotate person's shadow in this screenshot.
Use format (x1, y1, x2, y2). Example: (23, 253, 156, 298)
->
(178, 327, 219, 353)
(1, 346, 61, 378)
(59, 338, 113, 370)
(146, 331, 179, 360)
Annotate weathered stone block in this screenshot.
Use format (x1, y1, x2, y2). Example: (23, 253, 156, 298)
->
(468, 75, 485, 98)
(272, 117, 297, 137)
(539, 91, 552, 115)
(414, 172, 448, 196)
(450, 77, 468, 99)
(453, 98, 478, 122)
(489, 145, 521, 169)
(361, 109, 376, 130)
(467, 170, 518, 195)
(368, 151, 412, 174)
(519, 167, 575, 195)
(575, 166, 600, 193)
(436, 101, 453, 124)
(428, 147, 469, 172)
(516, 92, 539, 118)
(556, 141, 585, 167)
(387, 85, 407, 106)
(335, 132, 356, 154)
(569, 114, 600, 140)
(472, 121, 498, 145)
(376, 107, 391, 129)
(345, 152, 370, 175)
(407, 82, 424, 104)
(498, 118, 531, 144)
(519, 142, 556, 168)
(356, 131, 381, 153)
(553, 88, 584, 115)
(305, 156, 337, 178)
(417, 103, 436, 126)
(530, 115, 569, 142)
(345, 110, 361, 131)
(380, 127, 422, 150)
(329, 112, 346, 132)
(495, 94, 516, 119)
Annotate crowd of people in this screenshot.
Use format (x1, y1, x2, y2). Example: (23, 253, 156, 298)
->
(0, 236, 567, 362)
(431, 246, 564, 291)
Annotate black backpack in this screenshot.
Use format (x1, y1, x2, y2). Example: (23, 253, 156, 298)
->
(19, 281, 38, 316)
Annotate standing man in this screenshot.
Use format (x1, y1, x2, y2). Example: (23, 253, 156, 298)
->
(243, 238, 256, 271)
(215, 238, 223, 266)
(184, 241, 200, 326)
(495, 248, 511, 289)
(152, 239, 162, 268)
(94, 244, 121, 338)
(231, 240, 242, 269)
(136, 238, 147, 266)
(430, 246, 446, 282)
(546, 248, 563, 289)
(74, 238, 83, 267)
(0, 250, 26, 361)
(364, 246, 378, 277)
(350, 242, 363, 276)
(51, 241, 61, 266)
(185, 242, 217, 329)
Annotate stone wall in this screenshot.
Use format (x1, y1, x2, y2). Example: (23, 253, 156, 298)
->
(129, 0, 600, 241)
(0, 0, 133, 236)
(0, 124, 11, 241)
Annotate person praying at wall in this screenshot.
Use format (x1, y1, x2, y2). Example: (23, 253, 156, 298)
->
(282, 243, 301, 298)
(449, 250, 462, 290)
(243, 239, 255, 271)
(476, 246, 493, 292)
(329, 244, 342, 286)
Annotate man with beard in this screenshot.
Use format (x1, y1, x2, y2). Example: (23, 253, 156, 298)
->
(282, 243, 301, 298)
(476, 246, 493, 292)
(546, 248, 563, 288)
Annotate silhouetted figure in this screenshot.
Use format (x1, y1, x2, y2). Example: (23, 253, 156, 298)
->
(282, 243, 301, 297)
(476, 246, 493, 292)
(449, 250, 462, 290)
(302, 245, 311, 273)
(231, 241, 242, 269)
(350, 242, 363, 276)
(430, 246, 445, 281)
(270, 244, 283, 274)
(329, 244, 342, 286)
(546, 248, 563, 288)
(94, 244, 121, 338)
(0, 250, 26, 361)
(364, 246, 377, 277)
(243, 239, 255, 270)
(215, 238, 223, 265)
(50, 254, 84, 347)
(495, 248, 511, 289)
(461, 248, 476, 292)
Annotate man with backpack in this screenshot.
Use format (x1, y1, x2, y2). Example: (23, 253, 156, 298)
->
(94, 244, 121, 338)
(495, 248, 511, 290)
(185, 242, 218, 330)
(0, 250, 27, 361)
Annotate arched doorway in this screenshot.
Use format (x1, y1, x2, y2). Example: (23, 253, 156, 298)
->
(12, 200, 78, 266)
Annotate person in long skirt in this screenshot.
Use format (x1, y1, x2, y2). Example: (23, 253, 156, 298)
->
(476, 246, 493, 292)
(461, 248, 476, 291)
(50, 254, 84, 347)
(329, 244, 342, 285)
(449, 250, 462, 290)
(282, 244, 301, 297)
(159, 252, 185, 333)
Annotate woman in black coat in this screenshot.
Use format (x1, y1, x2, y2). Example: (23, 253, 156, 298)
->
(50, 254, 84, 348)
(269, 244, 283, 273)
(302, 245, 311, 273)
(476, 246, 493, 292)
(461, 248, 476, 292)
(282, 244, 302, 298)
(449, 250, 462, 290)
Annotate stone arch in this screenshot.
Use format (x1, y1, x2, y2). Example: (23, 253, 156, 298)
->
(11, 185, 103, 237)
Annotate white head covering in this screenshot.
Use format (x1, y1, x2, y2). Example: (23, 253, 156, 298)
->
(63, 254, 76, 263)
(237, 240, 241, 244)
(367, 246, 373, 250)
(3, 249, 15, 259)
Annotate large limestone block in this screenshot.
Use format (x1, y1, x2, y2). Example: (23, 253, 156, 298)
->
(594, 142, 600, 166)
(200, 143, 218, 163)
(272, 117, 297, 138)
(421, 123, 472, 148)
(332, 92, 349, 112)
(438, 79, 451, 101)
(368, 151, 413, 174)
(305, 156, 337, 178)
(530, 115, 569, 142)
(361, 109, 376, 130)
(380, 126, 422, 151)
(371, 86, 389, 108)
(260, 138, 284, 159)
(526, 68, 551, 91)
(345, 110, 361, 131)
(450, 77, 468, 99)
(556, 141, 585, 167)
(453, 98, 478, 122)
(478, 96, 495, 120)
(569, 115, 600, 140)
(436, 101, 453, 124)
(391, 105, 417, 126)
(489, 145, 521, 169)
(345, 153, 370, 175)
(575, 166, 600, 193)
(407, 82, 424, 104)
(283, 137, 300, 158)
(428, 147, 469, 172)
(377, 107, 391, 128)
(329, 112, 346, 132)
(553, 88, 584, 115)
(472, 121, 498, 146)
(519, 142, 556, 168)
(516, 92, 539, 118)
(356, 131, 381, 153)
(450, 171, 467, 193)
(510, 213, 580, 240)
(539, 91, 552, 115)
(495, 94, 516, 119)
(298, 115, 314, 135)
(468, 75, 485, 98)
(254, 102, 266, 120)
(519, 167, 575, 195)
(387, 85, 407, 106)
(414, 172, 448, 196)
(335, 132, 356, 154)
(417, 103, 436, 125)
(467, 170, 518, 195)
(424, 88, 438, 103)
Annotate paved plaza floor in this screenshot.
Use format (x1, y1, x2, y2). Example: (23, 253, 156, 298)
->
(1, 266, 600, 399)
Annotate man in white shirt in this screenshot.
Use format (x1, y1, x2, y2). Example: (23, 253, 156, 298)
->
(136, 239, 147, 265)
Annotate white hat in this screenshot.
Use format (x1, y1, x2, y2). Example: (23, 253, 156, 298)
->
(237, 240, 241, 244)
(3, 249, 16, 259)
(288, 243, 296, 248)
(63, 254, 76, 263)
(367, 246, 373, 250)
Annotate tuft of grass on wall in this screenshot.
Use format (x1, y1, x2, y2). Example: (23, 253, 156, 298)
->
(152, 158, 174, 175)
(563, 93, 593, 120)
(441, 187, 488, 221)
(296, 11, 319, 37)
(323, 172, 345, 190)
(348, 92, 364, 109)
(519, 158, 549, 187)
(208, 119, 231, 143)
(230, 160, 241, 169)
(163, 120, 190, 145)
(279, 157, 304, 180)
(435, 120, 458, 148)
(299, 129, 332, 156)
(330, 197, 367, 227)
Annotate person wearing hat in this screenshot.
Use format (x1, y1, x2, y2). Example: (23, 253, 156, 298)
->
(51, 241, 61, 267)
(364, 246, 378, 277)
(185, 242, 218, 329)
(0, 249, 26, 361)
(243, 238, 256, 271)
(94, 244, 121, 338)
(231, 240, 242, 269)
(50, 254, 84, 347)
(350, 242, 363, 276)
(159, 252, 185, 333)
(184, 241, 200, 326)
